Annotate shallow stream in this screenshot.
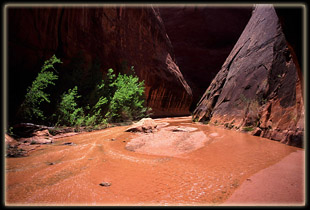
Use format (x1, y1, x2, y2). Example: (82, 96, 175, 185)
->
(5, 116, 300, 205)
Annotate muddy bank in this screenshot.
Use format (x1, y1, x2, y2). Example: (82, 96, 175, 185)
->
(5, 116, 304, 206)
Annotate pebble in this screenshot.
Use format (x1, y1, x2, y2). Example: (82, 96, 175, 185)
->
(99, 182, 111, 187)
(63, 142, 75, 146)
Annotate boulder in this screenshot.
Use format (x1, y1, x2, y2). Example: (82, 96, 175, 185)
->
(19, 128, 53, 144)
(5, 134, 17, 144)
(125, 118, 158, 133)
(11, 123, 50, 138)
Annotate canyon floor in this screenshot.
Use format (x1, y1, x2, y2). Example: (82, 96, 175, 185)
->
(5, 116, 305, 206)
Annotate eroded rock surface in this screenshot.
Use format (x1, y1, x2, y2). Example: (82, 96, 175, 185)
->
(193, 5, 304, 147)
(126, 126, 208, 156)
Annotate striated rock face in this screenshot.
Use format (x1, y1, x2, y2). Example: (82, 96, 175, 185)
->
(159, 6, 252, 108)
(193, 5, 304, 147)
(8, 6, 192, 122)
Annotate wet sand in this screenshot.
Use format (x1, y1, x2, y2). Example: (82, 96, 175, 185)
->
(5, 116, 304, 206)
(222, 150, 305, 206)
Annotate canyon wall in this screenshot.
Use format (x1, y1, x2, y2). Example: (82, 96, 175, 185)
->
(159, 6, 252, 109)
(193, 5, 304, 147)
(8, 6, 192, 123)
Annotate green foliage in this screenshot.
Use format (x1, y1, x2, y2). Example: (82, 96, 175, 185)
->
(54, 66, 149, 128)
(17, 56, 149, 129)
(83, 67, 150, 125)
(104, 68, 117, 101)
(104, 67, 148, 122)
(56, 86, 85, 127)
(84, 81, 109, 126)
(6, 126, 14, 136)
(56, 52, 104, 110)
(18, 55, 61, 122)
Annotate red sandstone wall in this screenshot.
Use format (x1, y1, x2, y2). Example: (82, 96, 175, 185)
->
(8, 6, 193, 121)
(193, 5, 304, 147)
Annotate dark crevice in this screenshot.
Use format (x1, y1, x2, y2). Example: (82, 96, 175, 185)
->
(211, 95, 220, 108)
(259, 64, 268, 71)
(245, 85, 251, 90)
(218, 77, 227, 92)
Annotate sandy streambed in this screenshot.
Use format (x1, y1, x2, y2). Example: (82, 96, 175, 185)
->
(5, 116, 304, 206)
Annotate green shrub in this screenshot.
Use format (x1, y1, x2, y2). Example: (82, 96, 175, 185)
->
(104, 67, 148, 122)
(17, 57, 149, 129)
(18, 55, 61, 121)
(85, 96, 109, 126)
(84, 78, 109, 126)
(55, 86, 85, 127)
(55, 67, 149, 127)
(6, 126, 14, 136)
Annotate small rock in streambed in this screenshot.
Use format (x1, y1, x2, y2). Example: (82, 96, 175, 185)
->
(62, 142, 76, 146)
(99, 182, 111, 187)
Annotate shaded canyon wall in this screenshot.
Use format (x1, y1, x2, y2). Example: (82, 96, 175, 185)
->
(193, 5, 304, 147)
(8, 6, 192, 123)
(159, 6, 253, 109)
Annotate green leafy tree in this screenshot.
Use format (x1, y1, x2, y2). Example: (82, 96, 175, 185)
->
(84, 80, 108, 126)
(17, 56, 150, 128)
(17, 55, 61, 122)
(105, 67, 148, 122)
(86, 67, 149, 124)
(56, 86, 85, 127)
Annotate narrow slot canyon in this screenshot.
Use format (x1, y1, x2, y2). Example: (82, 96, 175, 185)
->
(4, 3, 305, 206)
